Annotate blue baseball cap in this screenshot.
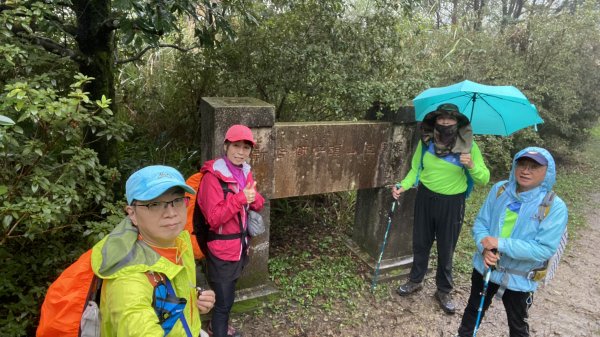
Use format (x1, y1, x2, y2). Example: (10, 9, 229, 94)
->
(126, 165, 195, 205)
(516, 151, 548, 166)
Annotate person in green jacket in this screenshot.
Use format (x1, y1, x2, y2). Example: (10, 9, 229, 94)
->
(91, 165, 216, 336)
(392, 103, 490, 314)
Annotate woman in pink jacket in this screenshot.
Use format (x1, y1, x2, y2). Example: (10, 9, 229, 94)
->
(198, 124, 265, 337)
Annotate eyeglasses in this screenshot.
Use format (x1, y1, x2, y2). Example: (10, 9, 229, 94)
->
(516, 162, 545, 172)
(134, 197, 190, 212)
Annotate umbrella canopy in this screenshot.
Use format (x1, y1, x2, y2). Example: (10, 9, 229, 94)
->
(413, 80, 543, 136)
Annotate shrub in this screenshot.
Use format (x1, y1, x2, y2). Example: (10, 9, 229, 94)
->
(0, 74, 131, 336)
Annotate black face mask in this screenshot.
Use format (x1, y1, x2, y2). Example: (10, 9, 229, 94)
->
(434, 124, 458, 147)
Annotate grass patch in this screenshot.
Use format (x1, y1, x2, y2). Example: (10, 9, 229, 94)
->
(265, 192, 366, 315)
(269, 252, 364, 310)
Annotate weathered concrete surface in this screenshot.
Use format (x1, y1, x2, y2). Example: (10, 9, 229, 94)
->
(272, 121, 391, 199)
(351, 187, 417, 284)
(352, 108, 419, 284)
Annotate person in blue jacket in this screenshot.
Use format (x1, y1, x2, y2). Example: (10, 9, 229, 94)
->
(457, 147, 568, 337)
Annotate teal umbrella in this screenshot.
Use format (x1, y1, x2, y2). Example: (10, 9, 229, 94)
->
(413, 80, 543, 136)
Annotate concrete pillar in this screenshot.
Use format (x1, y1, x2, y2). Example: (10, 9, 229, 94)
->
(199, 97, 277, 302)
(350, 107, 419, 284)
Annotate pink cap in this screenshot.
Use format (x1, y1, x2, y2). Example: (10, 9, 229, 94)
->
(224, 124, 255, 146)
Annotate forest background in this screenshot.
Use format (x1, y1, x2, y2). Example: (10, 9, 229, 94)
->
(1, 0, 599, 335)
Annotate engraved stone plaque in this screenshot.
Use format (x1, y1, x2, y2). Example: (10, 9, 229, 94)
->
(272, 121, 391, 199)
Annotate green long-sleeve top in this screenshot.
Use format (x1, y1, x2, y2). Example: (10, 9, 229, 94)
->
(399, 141, 490, 195)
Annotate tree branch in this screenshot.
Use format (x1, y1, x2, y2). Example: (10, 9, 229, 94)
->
(40, 10, 78, 37)
(56, 1, 73, 7)
(116, 44, 199, 65)
(14, 30, 86, 64)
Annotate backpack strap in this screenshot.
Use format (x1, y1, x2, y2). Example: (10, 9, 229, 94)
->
(83, 275, 103, 312)
(536, 190, 556, 221)
(494, 265, 531, 299)
(413, 140, 427, 188)
(218, 179, 233, 199)
(464, 168, 474, 198)
(206, 180, 248, 242)
(164, 278, 193, 337)
(496, 182, 508, 198)
(495, 184, 554, 217)
(146, 272, 193, 337)
(221, 180, 249, 252)
(80, 275, 103, 337)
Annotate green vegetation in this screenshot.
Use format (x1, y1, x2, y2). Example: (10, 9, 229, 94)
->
(552, 125, 600, 240)
(0, 75, 131, 336)
(0, 0, 255, 167)
(2, 0, 600, 335)
(268, 193, 364, 313)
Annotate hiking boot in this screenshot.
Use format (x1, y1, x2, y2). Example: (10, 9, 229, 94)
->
(206, 321, 242, 337)
(396, 281, 423, 296)
(434, 290, 456, 314)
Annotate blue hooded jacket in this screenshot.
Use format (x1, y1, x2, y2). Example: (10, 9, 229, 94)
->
(471, 147, 568, 292)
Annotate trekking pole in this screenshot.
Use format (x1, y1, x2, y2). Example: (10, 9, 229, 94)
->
(473, 265, 493, 337)
(370, 184, 401, 293)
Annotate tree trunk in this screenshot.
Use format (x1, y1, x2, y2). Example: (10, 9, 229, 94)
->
(512, 0, 524, 19)
(451, 0, 459, 25)
(473, 0, 484, 30)
(72, 0, 118, 168)
(501, 0, 509, 26)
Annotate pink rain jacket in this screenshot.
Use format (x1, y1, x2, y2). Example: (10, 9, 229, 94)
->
(198, 158, 265, 261)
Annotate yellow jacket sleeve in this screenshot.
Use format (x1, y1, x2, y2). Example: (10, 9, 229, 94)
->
(101, 274, 164, 337)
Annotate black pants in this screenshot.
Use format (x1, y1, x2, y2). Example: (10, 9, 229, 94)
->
(209, 279, 238, 337)
(458, 269, 534, 337)
(205, 250, 247, 337)
(408, 184, 465, 293)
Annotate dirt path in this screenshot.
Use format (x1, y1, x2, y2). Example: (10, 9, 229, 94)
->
(235, 193, 600, 336)
(525, 192, 600, 337)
